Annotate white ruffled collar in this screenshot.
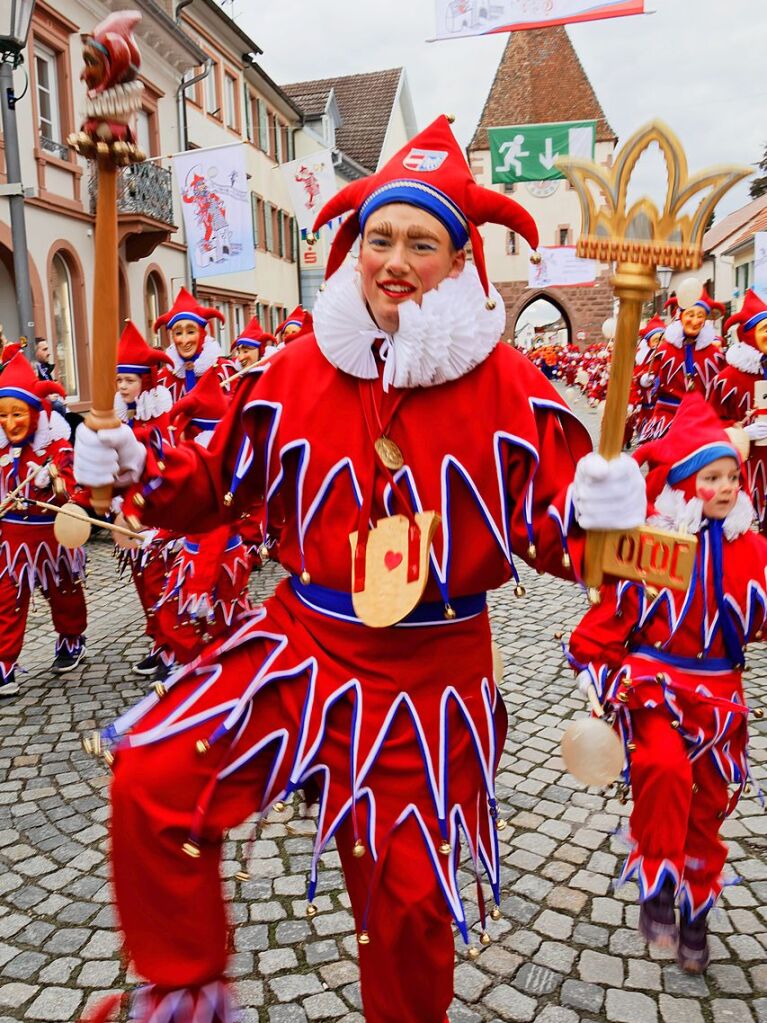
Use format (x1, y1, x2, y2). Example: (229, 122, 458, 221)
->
(312, 263, 506, 390)
(726, 341, 764, 375)
(167, 337, 223, 380)
(649, 484, 755, 540)
(0, 409, 71, 453)
(664, 319, 718, 351)
(115, 385, 173, 424)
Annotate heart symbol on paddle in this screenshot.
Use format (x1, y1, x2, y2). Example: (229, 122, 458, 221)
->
(384, 550, 403, 572)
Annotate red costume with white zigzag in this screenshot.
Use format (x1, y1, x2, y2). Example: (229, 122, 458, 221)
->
(100, 116, 591, 1023)
(709, 289, 767, 530)
(570, 395, 764, 921)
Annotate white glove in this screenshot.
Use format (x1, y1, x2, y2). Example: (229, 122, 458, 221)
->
(28, 462, 51, 490)
(74, 423, 146, 488)
(745, 420, 767, 442)
(573, 452, 647, 531)
(638, 372, 654, 388)
(576, 669, 593, 696)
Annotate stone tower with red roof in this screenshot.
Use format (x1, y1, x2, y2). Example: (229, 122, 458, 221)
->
(469, 26, 617, 348)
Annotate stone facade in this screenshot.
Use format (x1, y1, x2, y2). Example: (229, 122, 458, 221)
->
(498, 272, 615, 348)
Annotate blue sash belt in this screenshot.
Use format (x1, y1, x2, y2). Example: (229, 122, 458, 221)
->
(631, 645, 737, 673)
(1, 512, 55, 525)
(291, 576, 487, 627)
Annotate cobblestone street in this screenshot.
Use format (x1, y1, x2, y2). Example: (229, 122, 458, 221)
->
(1, 391, 766, 1023)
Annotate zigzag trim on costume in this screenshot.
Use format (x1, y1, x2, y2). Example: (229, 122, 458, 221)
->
(128, 980, 236, 1023)
(0, 539, 86, 597)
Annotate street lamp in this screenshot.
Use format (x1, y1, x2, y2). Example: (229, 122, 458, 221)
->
(655, 266, 673, 316)
(0, 0, 37, 351)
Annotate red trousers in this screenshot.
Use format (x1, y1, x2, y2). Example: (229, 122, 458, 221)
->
(130, 552, 168, 647)
(0, 564, 86, 674)
(111, 674, 454, 1023)
(628, 708, 730, 913)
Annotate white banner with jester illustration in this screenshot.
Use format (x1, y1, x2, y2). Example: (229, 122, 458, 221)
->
(434, 0, 644, 39)
(172, 143, 255, 280)
(279, 150, 338, 234)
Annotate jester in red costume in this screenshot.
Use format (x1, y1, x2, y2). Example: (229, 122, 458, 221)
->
(638, 289, 725, 442)
(275, 305, 313, 346)
(708, 290, 767, 530)
(231, 317, 275, 372)
(155, 289, 236, 404)
(569, 394, 764, 974)
(182, 176, 229, 253)
(112, 322, 175, 679)
(80, 11, 143, 147)
(75, 116, 648, 1023)
(0, 355, 87, 696)
(148, 371, 253, 679)
(625, 315, 667, 447)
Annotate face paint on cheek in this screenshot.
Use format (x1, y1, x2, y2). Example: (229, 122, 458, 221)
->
(698, 486, 716, 502)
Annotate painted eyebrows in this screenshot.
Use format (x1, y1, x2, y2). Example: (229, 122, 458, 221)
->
(365, 220, 441, 243)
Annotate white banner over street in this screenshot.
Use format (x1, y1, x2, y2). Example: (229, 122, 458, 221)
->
(434, 0, 644, 39)
(172, 143, 255, 280)
(528, 246, 597, 289)
(279, 150, 338, 233)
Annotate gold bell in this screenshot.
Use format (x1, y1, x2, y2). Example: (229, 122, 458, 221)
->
(195, 739, 210, 755)
(103, 749, 115, 768)
(235, 869, 251, 882)
(307, 903, 318, 917)
(273, 800, 286, 813)
(553, 631, 563, 640)
(83, 731, 101, 757)
(656, 673, 665, 683)
(754, 708, 764, 719)
(319, 282, 326, 292)
(692, 783, 699, 794)
(745, 784, 753, 796)
(439, 841, 452, 856)
(480, 932, 491, 946)
(468, 947, 480, 960)
(485, 298, 497, 311)
(561, 552, 572, 569)
(157, 460, 166, 472)
(445, 113, 456, 123)
(617, 691, 629, 703)
(490, 907, 501, 921)
(671, 720, 680, 730)
(258, 545, 270, 561)
(529, 252, 543, 265)
(223, 492, 234, 507)
(496, 817, 507, 832)
(182, 841, 201, 859)
(627, 742, 637, 752)
(444, 604, 457, 620)
(300, 570, 311, 585)
(527, 544, 537, 560)
(645, 586, 659, 600)
(353, 840, 366, 858)
(358, 931, 370, 945)
(514, 584, 526, 598)
(153, 681, 167, 699)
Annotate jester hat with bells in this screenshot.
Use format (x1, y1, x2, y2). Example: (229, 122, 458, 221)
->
(312, 115, 539, 307)
(233, 318, 276, 352)
(154, 287, 225, 353)
(276, 307, 313, 344)
(724, 289, 767, 347)
(117, 321, 172, 390)
(81, 11, 141, 95)
(0, 352, 67, 439)
(640, 315, 667, 343)
(634, 393, 742, 508)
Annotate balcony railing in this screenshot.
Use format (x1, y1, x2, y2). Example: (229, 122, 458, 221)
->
(40, 135, 70, 161)
(89, 161, 174, 225)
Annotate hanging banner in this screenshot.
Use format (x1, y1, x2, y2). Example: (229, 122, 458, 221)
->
(434, 0, 644, 39)
(754, 232, 767, 299)
(528, 246, 597, 288)
(172, 143, 254, 280)
(279, 150, 338, 233)
(489, 121, 596, 183)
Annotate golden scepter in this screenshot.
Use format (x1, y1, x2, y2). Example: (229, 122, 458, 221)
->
(557, 122, 749, 601)
(68, 12, 146, 514)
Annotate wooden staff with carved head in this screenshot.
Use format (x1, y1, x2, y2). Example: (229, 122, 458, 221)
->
(68, 11, 146, 513)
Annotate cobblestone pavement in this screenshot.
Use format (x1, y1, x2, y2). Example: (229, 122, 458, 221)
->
(1, 388, 766, 1023)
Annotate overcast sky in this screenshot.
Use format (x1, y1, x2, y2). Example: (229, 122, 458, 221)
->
(223, 0, 766, 221)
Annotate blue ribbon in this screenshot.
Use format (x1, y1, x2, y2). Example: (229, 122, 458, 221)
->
(707, 519, 745, 669)
(684, 343, 696, 378)
(184, 352, 201, 392)
(127, 402, 137, 430)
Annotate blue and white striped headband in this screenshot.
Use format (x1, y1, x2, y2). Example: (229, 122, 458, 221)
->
(359, 179, 470, 249)
(168, 312, 207, 329)
(668, 443, 739, 484)
(0, 387, 41, 410)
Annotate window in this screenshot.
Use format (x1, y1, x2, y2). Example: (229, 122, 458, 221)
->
(558, 227, 571, 246)
(276, 120, 284, 163)
(224, 73, 237, 129)
(277, 211, 285, 258)
(35, 44, 62, 146)
(251, 193, 260, 248)
(287, 128, 295, 161)
(145, 272, 165, 346)
(136, 110, 153, 158)
(736, 262, 753, 295)
(270, 306, 280, 333)
(234, 304, 246, 339)
(264, 202, 274, 252)
(205, 61, 219, 116)
(257, 99, 268, 152)
(267, 112, 277, 158)
(51, 253, 79, 398)
(285, 216, 294, 262)
(507, 231, 517, 256)
(256, 302, 264, 325)
(503, 182, 516, 194)
(243, 86, 254, 141)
